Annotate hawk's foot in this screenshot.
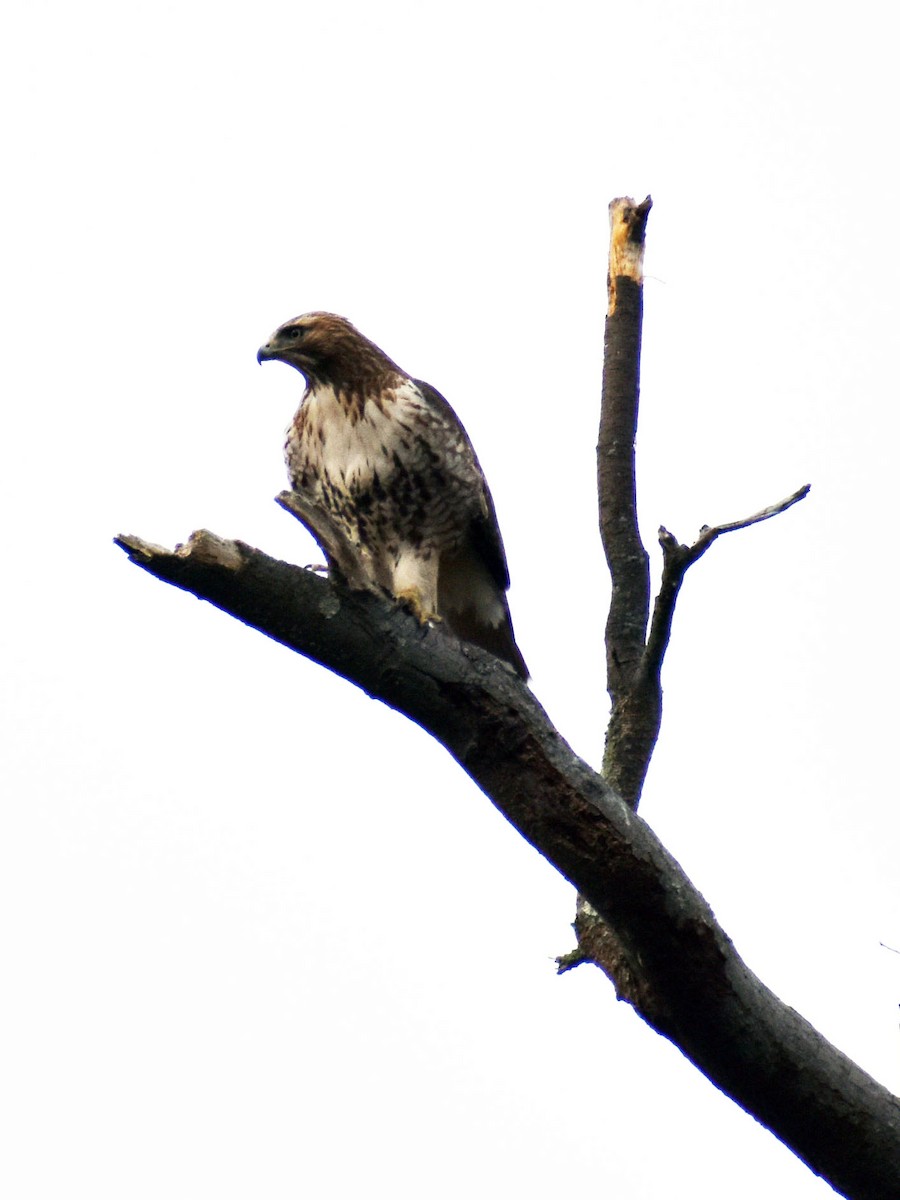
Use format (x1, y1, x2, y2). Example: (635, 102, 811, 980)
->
(395, 587, 441, 626)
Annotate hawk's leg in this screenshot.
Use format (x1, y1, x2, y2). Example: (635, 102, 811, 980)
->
(395, 586, 442, 626)
(391, 549, 441, 625)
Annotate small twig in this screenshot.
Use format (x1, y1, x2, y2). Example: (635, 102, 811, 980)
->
(661, 483, 812, 572)
(643, 484, 811, 687)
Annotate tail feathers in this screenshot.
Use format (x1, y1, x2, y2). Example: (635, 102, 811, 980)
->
(447, 606, 529, 680)
(438, 549, 528, 679)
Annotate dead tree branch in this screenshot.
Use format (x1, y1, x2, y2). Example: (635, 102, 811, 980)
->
(115, 530, 900, 1199)
(643, 484, 811, 683)
(581, 194, 810, 1021)
(599, 197, 653, 715)
(115, 200, 894, 1199)
(598, 199, 808, 810)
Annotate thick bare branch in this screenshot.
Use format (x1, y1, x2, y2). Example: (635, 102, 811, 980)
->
(599, 197, 657, 809)
(588, 206, 811, 1068)
(599, 196, 653, 713)
(598, 200, 808, 812)
(115, 529, 900, 1200)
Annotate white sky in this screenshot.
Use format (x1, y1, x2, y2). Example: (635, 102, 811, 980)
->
(2, 2, 898, 1196)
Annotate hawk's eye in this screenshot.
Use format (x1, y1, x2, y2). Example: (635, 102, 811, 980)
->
(284, 326, 304, 341)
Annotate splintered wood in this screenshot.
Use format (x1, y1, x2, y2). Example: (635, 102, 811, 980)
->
(608, 195, 652, 315)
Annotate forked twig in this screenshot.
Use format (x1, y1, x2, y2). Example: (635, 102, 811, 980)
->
(643, 484, 811, 685)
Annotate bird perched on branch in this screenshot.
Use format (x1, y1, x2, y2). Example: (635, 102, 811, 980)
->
(257, 312, 528, 679)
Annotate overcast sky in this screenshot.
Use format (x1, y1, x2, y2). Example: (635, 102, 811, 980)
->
(2, 2, 898, 1197)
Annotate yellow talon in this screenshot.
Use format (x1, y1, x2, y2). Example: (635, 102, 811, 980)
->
(395, 587, 441, 625)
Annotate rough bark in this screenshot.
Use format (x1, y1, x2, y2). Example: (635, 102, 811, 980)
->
(598, 196, 654, 810)
(115, 529, 900, 1199)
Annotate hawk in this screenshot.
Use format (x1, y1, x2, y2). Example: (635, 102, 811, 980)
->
(257, 312, 528, 679)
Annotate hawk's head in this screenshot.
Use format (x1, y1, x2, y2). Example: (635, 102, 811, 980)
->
(257, 312, 402, 391)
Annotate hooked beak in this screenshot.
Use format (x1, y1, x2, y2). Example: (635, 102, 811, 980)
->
(257, 343, 277, 365)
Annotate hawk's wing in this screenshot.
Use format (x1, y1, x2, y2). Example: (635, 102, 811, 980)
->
(414, 380, 512, 592)
(415, 380, 526, 678)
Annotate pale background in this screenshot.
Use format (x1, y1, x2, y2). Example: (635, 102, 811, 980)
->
(2, 2, 898, 1197)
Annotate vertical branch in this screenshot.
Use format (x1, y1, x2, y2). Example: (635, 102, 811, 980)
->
(595, 199, 807, 814)
(577, 199, 807, 984)
(598, 196, 655, 808)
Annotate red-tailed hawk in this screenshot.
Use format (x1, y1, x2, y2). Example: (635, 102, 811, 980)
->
(257, 312, 528, 679)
